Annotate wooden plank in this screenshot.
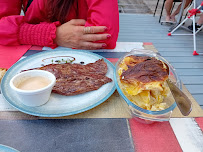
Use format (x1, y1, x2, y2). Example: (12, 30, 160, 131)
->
(171, 63, 203, 68)
(118, 36, 196, 41)
(120, 21, 162, 24)
(119, 31, 203, 37)
(192, 95, 203, 106)
(164, 57, 203, 63)
(185, 85, 203, 94)
(158, 48, 203, 52)
(119, 31, 200, 36)
(119, 29, 202, 35)
(160, 52, 203, 57)
(180, 76, 203, 85)
(117, 39, 197, 44)
(118, 36, 202, 42)
(175, 69, 203, 76)
(155, 43, 203, 48)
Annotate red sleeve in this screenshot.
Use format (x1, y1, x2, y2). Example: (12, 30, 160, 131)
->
(0, 0, 59, 48)
(85, 0, 119, 49)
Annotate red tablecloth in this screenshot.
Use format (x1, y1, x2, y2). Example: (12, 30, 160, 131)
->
(0, 45, 31, 69)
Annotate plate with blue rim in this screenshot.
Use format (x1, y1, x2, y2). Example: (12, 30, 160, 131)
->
(1, 50, 116, 117)
(0, 144, 20, 152)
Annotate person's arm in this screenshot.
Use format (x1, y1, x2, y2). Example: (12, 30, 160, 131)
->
(85, 0, 119, 49)
(0, 0, 59, 48)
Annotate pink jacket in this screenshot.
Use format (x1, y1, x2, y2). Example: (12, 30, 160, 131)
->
(0, 0, 119, 49)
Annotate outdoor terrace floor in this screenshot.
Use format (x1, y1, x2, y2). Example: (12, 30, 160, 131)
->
(118, 13, 203, 109)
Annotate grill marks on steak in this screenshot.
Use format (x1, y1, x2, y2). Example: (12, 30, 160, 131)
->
(38, 59, 108, 78)
(37, 59, 112, 96)
(53, 74, 112, 95)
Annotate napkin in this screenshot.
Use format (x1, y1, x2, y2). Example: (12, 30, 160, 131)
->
(0, 45, 31, 69)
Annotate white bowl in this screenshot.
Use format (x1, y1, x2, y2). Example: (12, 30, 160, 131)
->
(10, 70, 56, 107)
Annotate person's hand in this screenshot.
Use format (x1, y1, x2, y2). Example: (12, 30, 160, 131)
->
(54, 19, 111, 50)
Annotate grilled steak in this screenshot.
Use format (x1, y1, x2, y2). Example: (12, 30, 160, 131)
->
(38, 59, 108, 78)
(34, 59, 112, 96)
(53, 74, 112, 95)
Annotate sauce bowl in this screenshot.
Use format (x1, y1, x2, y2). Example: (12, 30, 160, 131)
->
(10, 70, 56, 107)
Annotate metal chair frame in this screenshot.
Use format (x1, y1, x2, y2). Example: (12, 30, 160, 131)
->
(168, 1, 203, 55)
(154, 0, 182, 23)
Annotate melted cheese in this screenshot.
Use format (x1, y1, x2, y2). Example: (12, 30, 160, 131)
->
(118, 56, 170, 111)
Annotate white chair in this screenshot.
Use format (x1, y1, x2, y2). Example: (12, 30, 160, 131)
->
(168, 1, 203, 55)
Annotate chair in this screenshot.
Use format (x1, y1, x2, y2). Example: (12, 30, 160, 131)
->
(168, 1, 203, 55)
(153, 0, 182, 23)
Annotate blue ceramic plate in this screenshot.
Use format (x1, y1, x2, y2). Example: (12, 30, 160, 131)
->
(0, 144, 19, 152)
(1, 50, 115, 117)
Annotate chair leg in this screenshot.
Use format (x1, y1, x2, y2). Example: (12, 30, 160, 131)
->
(159, 0, 166, 23)
(154, 0, 160, 17)
(171, 2, 175, 14)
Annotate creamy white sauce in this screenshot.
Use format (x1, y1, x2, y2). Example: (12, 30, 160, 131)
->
(17, 76, 51, 90)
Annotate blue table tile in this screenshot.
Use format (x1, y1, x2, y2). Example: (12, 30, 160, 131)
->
(0, 119, 134, 152)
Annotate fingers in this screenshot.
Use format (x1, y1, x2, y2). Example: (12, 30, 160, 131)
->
(80, 42, 106, 50)
(82, 34, 111, 42)
(81, 32, 111, 50)
(69, 20, 108, 34)
(83, 26, 107, 34)
(69, 19, 86, 26)
(59, 20, 110, 50)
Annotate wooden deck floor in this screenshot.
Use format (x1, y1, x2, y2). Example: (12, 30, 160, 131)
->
(118, 14, 203, 109)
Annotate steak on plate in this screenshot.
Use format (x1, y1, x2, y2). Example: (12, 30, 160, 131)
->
(34, 59, 112, 96)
